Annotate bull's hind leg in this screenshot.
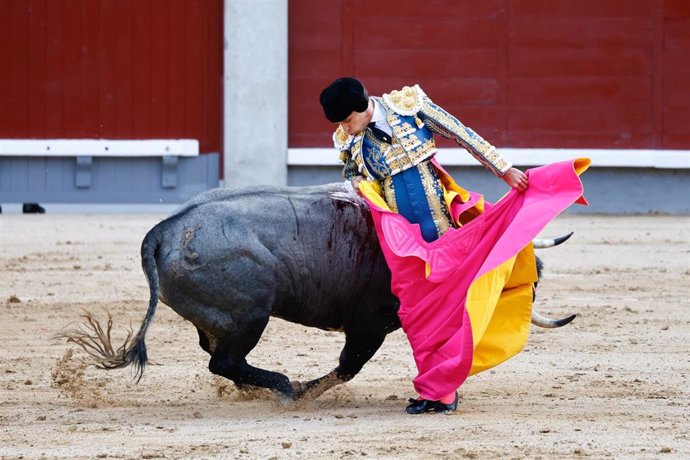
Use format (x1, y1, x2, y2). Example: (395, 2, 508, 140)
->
(207, 316, 295, 401)
(294, 328, 387, 400)
(197, 327, 211, 353)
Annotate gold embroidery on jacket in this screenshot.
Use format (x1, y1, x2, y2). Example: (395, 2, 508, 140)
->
(333, 125, 352, 151)
(392, 122, 416, 138)
(350, 135, 376, 180)
(418, 162, 452, 237)
(359, 134, 436, 177)
(386, 113, 402, 126)
(364, 145, 393, 178)
(340, 86, 509, 180)
(399, 135, 422, 151)
(381, 176, 398, 213)
(379, 91, 437, 170)
(419, 95, 510, 175)
(383, 85, 423, 116)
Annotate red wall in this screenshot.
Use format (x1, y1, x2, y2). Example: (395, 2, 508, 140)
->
(289, 0, 690, 150)
(0, 0, 223, 154)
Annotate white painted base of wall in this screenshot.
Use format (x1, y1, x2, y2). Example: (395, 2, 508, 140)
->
(0, 139, 199, 157)
(288, 148, 690, 169)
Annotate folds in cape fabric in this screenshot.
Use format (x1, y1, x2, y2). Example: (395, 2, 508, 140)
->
(358, 158, 590, 400)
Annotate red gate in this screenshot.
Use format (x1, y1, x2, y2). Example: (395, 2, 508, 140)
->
(0, 0, 223, 155)
(289, 0, 690, 151)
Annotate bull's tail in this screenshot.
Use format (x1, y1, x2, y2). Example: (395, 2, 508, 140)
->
(56, 225, 163, 382)
(123, 224, 163, 381)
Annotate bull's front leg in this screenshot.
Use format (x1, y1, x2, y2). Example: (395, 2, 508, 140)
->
(293, 328, 387, 400)
(207, 315, 297, 402)
(291, 370, 341, 400)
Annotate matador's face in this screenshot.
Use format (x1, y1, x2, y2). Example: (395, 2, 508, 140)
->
(338, 100, 373, 136)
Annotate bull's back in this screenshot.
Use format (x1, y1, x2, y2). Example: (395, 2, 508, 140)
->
(151, 184, 394, 332)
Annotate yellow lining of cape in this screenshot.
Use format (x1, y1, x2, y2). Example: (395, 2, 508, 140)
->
(467, 244, 537, 376)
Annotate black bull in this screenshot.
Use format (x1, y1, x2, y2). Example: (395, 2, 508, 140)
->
(62, 183, 574, 401)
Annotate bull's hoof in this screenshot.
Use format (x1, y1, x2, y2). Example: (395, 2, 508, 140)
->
(275, 391, 297, 406)
(265, 381, 299, 404)
(290, 380, 309, 400)
(290, 380, 327, 401)
(270, 381, 298, 404)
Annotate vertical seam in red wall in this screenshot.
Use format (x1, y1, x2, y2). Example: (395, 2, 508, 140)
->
(652, 0, 664, 148)
(147, 0, 154, 138)
(219, 0, 224, 173)
(59, 0, 66, 135)
(42, 0, 48, 137)
(497, 0, 509, 147)
(24, 1, 30, 135)
(97, 0, 103, 138)
(183, 0, 188, 138)
(130, 1, 135, 138)
(78, 0, 84, 137)
(165, 4, 170, 137)
(206, 0, 213, 154)
(341, 0, 354, 75)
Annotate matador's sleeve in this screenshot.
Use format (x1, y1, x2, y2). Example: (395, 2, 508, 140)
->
(417, 90, 511, 177)
(339, 150, 359, 180)
(332, 125, 359, 180)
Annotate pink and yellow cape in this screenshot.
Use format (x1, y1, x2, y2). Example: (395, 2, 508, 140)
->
(358, 158, 590, 400)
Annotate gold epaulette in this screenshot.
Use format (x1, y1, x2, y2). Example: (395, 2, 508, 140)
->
(382, 84, 426, 116)
(333, 125, 353, 151)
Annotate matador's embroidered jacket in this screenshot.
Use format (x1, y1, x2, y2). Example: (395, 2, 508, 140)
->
(333, 84, 511, 182)
(332, 85, 511, 242)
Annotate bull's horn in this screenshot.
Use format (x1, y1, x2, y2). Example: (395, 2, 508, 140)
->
(531, 309, 576, 328)
(533, 231, 574, 249)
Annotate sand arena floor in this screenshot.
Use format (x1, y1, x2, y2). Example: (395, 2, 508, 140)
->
(1, 213, 689, 459)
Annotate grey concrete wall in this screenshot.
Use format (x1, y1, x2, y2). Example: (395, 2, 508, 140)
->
(0, 154, 219, 204)
(224, 0, 288, 188)
(288, 165, 690, 215)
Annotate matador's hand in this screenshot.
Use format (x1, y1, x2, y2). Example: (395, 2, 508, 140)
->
(502, 168, 528, 192)
(351, 175, 365, 190)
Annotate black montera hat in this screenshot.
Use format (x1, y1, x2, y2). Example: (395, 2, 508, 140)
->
(319, 77, 369, 123)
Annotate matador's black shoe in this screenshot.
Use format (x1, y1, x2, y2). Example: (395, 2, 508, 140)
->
(405, 392, 458, 414)
(434, 392, 459, 413)
(406, 398, 435, 414)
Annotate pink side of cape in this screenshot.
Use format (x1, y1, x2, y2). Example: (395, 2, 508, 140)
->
(362, 159, 588, 400)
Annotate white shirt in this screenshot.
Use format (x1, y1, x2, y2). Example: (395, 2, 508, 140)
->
(370, 98, 393, 136)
